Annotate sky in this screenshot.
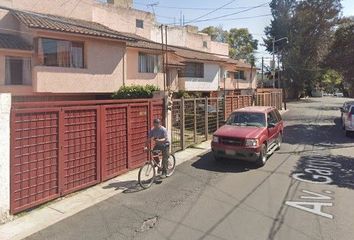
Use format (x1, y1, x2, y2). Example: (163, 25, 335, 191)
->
(133, 0, 354, 66)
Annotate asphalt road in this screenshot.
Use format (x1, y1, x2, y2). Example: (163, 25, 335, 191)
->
(26, 97, 354, 240)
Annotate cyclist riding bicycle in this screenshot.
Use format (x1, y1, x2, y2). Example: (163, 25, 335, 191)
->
(145, 119, 170, 178)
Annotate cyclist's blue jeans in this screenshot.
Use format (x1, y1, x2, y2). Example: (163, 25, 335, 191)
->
(153, 144, 169, 174)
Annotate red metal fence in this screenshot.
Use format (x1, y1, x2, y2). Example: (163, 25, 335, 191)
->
(10, 99, 164, 214)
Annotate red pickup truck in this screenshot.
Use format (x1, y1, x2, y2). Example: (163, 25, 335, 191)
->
(211, 106, 284, 166)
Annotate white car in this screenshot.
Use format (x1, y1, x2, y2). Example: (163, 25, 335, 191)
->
(341, 104, 354, 137)
(335, 92, 344, 97)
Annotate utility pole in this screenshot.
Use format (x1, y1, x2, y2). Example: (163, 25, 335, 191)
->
(165, 25, 169, 90)
(261, 57, 264, 88)
(272, 37, 275, 88)
(160, 25, 166, 92)
(277, 53, 280, 88)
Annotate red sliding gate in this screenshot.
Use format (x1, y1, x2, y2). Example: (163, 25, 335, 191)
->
(10, 99, 164, 214)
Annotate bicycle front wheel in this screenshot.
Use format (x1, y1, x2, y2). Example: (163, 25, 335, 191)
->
(166, 154, 176, 177)
(138, 162, 156, 189)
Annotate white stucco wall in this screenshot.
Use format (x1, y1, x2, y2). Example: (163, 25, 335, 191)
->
(0, 93, 11, 223)
(182, 63, 220, 91)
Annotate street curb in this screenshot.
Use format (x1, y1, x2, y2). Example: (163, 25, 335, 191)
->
(0, 141, 211, 240)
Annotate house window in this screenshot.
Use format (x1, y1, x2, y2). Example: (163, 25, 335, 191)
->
(179, 62, 204, 78)
(39, 38, 84, 68)
(5, 57, 32, 85)
(234, 70, 245, 80)
(136, 19, 144, 29)
(138, 52, 160, 73)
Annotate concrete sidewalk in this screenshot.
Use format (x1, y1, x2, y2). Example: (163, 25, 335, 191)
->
(0, 141, 211, 240)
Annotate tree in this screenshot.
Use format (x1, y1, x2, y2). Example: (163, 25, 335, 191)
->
(319, 69, 343, 94)
(228, 28, 258, 63)
(201, 26, 258, 63)
(264, 0, 342, 98)
(200, 26, 228, 43)
(325, 18, 354, 97)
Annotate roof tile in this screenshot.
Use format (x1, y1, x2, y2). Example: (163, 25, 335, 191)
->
(11, 10, 137, 42)
(0, 33, 32, 51)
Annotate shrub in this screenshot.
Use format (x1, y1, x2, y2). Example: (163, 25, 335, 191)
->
(112, 85, 160, 99)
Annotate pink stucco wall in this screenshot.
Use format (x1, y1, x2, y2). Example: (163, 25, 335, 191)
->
(7, 0, 155, 40)
(32, 32, 126, 93)
(223, 68, 257, 90)
(126, 48, 165, 90)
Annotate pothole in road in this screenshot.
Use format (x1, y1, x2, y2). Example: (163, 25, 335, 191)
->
(136, 216, 158, 232)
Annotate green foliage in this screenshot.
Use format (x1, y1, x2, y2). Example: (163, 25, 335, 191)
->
(264, 0, 342, 98)
(228, 28, 258, 63)
(112, 85, 160, 99)
(201, 26, 258, 64)
(325, 18, 354, 96)
(173, 90, 202, 99)
(200, 26, 228, 43)
(174, 90, 191, 99)
(319, 69, 343, 94)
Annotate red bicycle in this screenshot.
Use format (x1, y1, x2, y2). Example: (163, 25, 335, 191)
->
(138, 149, 176, 189)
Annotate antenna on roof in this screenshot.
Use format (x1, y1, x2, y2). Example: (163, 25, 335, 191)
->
(147, 2, 159, 15)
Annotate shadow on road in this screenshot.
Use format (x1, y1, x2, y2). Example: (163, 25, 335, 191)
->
(102, 180, 145, 193)
(291, 154, 354, 190)
(192, 152, 259, 173)
(283, 117, 354, 146)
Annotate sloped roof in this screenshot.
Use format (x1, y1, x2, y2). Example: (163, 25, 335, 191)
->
(11, 10, 137, 42)
(0, 33, 32, 51)
(169, 45, 228, 63)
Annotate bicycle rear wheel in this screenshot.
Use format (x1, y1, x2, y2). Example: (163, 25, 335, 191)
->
(166, 154, 176, 177)
(138, 162, 156, 189)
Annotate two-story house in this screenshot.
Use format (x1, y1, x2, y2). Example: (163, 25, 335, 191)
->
(0, 0, 257, 101)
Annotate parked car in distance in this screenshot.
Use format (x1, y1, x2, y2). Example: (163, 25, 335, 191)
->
(340, 101, 354, 119)
(340, 102, 354, 137)
(334, 92, 344, 97)
(211, 106, 284, 167)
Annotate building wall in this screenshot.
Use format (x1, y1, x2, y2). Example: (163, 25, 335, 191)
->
(151, 25, 230, 56)
(181, 63, 220, 92)
(126, 48, 165, 90)
(223, 68, 257, 90)
(33, 33, 126, 93)
(0, 28, 127, 94)
(0, 93, 11, 223)
(0, 50, 34, 95)
(0, 9, 19, 34)
(92, 5, 155, 39)
(210, 41, 229, 56)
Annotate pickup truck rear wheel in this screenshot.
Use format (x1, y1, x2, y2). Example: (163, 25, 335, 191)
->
(256, 144, 267, 167)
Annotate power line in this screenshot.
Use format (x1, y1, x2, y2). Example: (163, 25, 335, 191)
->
(185, 0, 237, 24)
(185, 2, 270, 24)
(134, 2, 268, 11)
(194, 14, 271, 22)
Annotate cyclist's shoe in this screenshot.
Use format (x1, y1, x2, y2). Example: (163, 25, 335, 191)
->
(160, 174, 167, 179)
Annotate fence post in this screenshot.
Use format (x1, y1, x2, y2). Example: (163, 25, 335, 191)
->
(205, 97, 208, 141)
(193, 98, 197, 143)
(0, 93, 11, 222)
(230, 95, 234, 112)
(216, 98, 219, 128)
(224, 96, 227, 120)
(180, 97, 186, 150)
